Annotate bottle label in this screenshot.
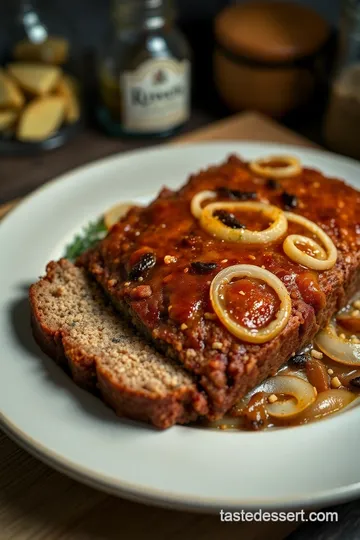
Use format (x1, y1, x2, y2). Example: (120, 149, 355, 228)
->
(121, 58, 190, 133)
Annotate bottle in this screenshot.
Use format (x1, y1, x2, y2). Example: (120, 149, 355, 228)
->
(9, 0, 72, 66)
(1, 0, 81, 153)
(97, 0, 191, 138)
(323, 0, 360, 160)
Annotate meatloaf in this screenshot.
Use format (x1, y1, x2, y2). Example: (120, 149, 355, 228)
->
(83, 155, 360, 418)
(29, 259, 207, 428)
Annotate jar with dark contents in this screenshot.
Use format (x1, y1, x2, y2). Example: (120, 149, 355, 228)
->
(97, 0, 191, 138)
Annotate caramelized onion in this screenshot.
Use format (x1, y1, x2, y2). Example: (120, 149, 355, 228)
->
(315, 322, 360, 366)
(306, 358, 330, 392)
(200, 202, 288, 244)
(210, 265, 291, 343)
(259, 375, 316, 418)
(336, 314, 360, 333)
(190, 190, 216, 219)
(283, 212, 337, 270)
(104, 202, 134, 230)
(249, 155, 302, 178)
(295, 389, 356, 424)
(204, 417, 241, 430)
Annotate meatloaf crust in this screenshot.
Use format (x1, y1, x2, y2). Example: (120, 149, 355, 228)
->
(83, 155, 360, 418)
(30, 259, 207, 428)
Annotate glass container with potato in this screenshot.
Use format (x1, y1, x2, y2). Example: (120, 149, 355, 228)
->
(0, 0, 82, 153)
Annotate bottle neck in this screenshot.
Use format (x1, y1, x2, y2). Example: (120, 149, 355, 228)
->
(112, 0, 176, 31)
(16, 0, 36, 11)
(15, 0, 48, 43)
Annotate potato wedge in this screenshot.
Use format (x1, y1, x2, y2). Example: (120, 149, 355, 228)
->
(0, 68, 24, 109)
(8, 63, 61, 96)
(17, 96, 65, 142)
(0, 110, 18, 132)
(13, 37, 69, 65)
(55, 76, 80, 123)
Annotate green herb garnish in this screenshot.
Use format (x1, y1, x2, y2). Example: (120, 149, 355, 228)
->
(64, 217, 107, 261)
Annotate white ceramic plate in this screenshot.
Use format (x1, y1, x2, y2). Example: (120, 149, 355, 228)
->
(1, 142, 360, 513)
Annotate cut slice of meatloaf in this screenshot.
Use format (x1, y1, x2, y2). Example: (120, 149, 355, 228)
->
(29, 259, 208, 429)
(83, 154, 360, 419)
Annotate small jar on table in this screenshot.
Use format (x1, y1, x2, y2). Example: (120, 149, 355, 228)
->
(214, 1, 331, 118)
(97, 0, 191, 138)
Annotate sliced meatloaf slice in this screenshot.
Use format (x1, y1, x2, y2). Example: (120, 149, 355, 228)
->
(29, 259, 208, 429)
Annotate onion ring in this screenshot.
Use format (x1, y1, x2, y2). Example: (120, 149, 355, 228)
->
(283, 234, 328, 267)
(295, 389, 356, 424)
(283, 212, 337, 270)
(210, 264, 291, 343)
(200, 201, 288, 244)
(259, 375, 317, 418)
(104, 202, 134, 230)
(336, 314, 360, 333)
(249, 155, 302, 178)
(315, 321, 360, 366)
(190, 190, 216, 219)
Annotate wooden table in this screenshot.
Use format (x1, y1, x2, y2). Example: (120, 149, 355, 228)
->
(0, 111, 314, 210)
(0, 111, 346, 540)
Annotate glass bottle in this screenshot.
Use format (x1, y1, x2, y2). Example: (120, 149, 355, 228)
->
(8, 0, 73, 67)
(323, 0, 360, 159)
(0, 0, 81, 153)
(97, 0, 191, 138)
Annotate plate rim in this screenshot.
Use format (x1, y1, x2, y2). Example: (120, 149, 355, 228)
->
(3, 412, 360, 513)
(2, 140, 360, 229)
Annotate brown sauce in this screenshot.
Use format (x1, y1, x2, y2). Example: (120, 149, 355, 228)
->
(203, 298, 360, 431)
(95, 155, 360, 425)
(296, 239, 323, 258)
(104, 159, 359, 338)
(223, 210, 271, 231)
(223, 278, 280, 329)
(258, 160, 291, 169)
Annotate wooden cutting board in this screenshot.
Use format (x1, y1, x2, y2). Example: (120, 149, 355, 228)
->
(0, 112, 316, 540)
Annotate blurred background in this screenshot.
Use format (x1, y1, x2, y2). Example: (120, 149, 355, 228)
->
(0, 0, 344, 141)
(0, 0, 340, 52)
(0, 0, 359, 200)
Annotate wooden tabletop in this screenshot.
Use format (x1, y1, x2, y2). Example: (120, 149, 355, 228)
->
(0, 110, 214, 205)
(0, 111, 351, 540)
(0, 110, 314, 208)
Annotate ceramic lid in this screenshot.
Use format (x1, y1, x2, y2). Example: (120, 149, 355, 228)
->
(215, 1, 330, 63)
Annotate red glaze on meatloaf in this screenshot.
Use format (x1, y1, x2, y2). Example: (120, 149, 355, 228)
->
(83, 155, 360, 418)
